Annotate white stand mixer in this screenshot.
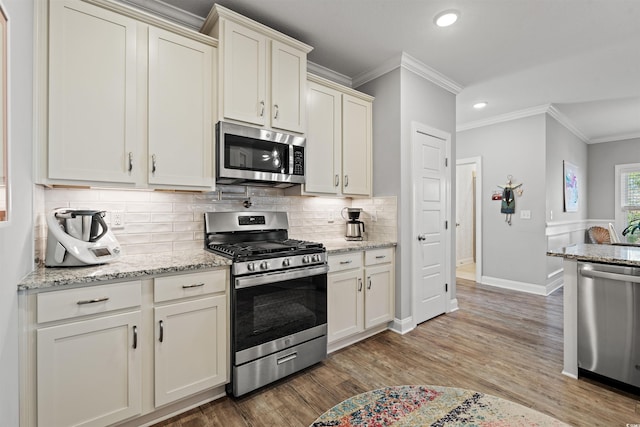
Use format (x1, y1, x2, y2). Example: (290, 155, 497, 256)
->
(45, 208, 122, 267)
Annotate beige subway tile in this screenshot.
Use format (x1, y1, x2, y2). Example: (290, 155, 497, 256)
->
(152, 213, 194, 223)
(173, 222, 204, 232)
(124, 222, 173, 234)
(126, 202, 173, 213)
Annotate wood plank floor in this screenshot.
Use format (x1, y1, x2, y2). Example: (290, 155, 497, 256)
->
(154, 280, 640, 426)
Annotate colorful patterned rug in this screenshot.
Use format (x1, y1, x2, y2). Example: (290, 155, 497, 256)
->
(311, 385, 569, 426)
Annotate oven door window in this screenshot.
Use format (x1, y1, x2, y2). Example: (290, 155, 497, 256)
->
(224, 134, 290, 174)
(234, 273, 327, 353)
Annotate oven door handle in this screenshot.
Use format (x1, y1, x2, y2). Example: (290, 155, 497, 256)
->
(235, 265, 329, 289)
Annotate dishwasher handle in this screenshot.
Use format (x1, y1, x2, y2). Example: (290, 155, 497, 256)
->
(579, 268, 640, 284)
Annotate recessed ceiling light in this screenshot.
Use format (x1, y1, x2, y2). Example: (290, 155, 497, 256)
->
(473, 102, 488, 109)
(434, 10, 459, 27)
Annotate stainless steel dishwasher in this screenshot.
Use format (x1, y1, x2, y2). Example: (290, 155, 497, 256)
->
(578, 262, 640, 388)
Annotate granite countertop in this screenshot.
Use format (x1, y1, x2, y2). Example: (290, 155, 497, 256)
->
(18, 240, 397, 292)
(547, 243, 640, 268)
(18, 250, 232, 291)
(323, 240, 397, 254)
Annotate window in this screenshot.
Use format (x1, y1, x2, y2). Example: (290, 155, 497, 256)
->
(616, 163, 640, 243)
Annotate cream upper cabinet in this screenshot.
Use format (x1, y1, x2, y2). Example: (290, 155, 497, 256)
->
(302, 75, 373, 197)
(342, 94, 372, 196)
(148, 27, 214, 188)
(48, 0, 139, 184)
(40, 0, 217, 190)
(304, 80, 342, 194)
(202, 4, 311, 134)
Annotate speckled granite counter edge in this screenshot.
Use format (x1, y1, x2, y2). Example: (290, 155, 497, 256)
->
(324, 241, 397, 254)
(547, 243, 640, 268)
(18, 250, 232, 291)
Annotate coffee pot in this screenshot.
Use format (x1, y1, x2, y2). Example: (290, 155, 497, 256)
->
(341, 207, 365, 241)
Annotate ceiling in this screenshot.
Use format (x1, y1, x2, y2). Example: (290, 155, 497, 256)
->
(124, 0, 640, 143)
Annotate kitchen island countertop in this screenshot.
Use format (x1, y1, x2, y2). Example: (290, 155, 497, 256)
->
(18, 250, 232, 291)
(547, 243, 640, 267)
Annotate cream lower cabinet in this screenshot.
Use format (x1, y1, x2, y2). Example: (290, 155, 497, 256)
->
(153, 271, 228, 407)
(22, 269, 229, 427)
(327, 248, 394, 346)
(303, 74, 373, 197)
(41, 0, 216, 190)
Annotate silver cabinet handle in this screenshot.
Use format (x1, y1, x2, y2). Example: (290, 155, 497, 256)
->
(152, 154, 157, 174)
(259, 100, 265, 117)
(375, 255, 386, 259)
(335, 174, 339, 187)
(367, 277, 372, 290)
(159, 320, 164, 343)
(358, 278, 363, 292)
(273, 104, 279, 119)
(128, 152, 133, 172)
(344, 174, 349, 187)
(133, 325, 138, 349)
(340, 260, 353, 265)
(182, 282, 205, 289)
(77, 296, 109, 305)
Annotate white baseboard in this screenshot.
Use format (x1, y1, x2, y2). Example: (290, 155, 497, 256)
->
(481, 276, 552, 296)
(390, 316, 414, 335)
(448, 298, 459, 312)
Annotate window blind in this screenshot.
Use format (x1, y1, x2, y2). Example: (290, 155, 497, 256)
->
(621, 170, 640, 210)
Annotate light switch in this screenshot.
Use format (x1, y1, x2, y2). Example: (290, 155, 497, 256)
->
(520, 210, 531, 220)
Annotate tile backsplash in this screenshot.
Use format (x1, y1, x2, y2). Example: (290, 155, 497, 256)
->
(34, 185, 397, 264)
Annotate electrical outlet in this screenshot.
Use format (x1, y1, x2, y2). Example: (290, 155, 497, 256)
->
(111, 210, 125, 229)
(370, 210, 378, 222)
(520, 210, 531, 220)
(327, 211, 334, 223)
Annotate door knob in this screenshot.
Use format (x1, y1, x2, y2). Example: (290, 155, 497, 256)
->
(417, 234, 426, 241)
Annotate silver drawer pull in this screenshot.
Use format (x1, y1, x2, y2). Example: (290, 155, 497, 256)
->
(375, 255, 386, 259)
(77, 297, 109, 305)
(340, 260, 353, 265)
(277, 352, 297, 365)
(182, 283, 205, 289)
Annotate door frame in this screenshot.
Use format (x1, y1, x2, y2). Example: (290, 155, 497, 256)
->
(456, 156, 483, 283)
(410, 121, 452, 329)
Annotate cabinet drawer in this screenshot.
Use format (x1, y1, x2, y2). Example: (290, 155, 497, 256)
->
(365, 248, 394, 266)
(328, 252, 363, 273)
(154, 269, 227, 303)
(37, 281, 142, 324)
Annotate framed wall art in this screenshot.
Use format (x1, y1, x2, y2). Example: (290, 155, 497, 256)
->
(563, 160, 578, 212)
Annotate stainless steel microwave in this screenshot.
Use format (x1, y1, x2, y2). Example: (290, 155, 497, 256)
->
(216, 121, 305, 187)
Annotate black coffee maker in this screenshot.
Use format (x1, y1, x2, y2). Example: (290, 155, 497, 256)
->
(341, 207, 365, 241)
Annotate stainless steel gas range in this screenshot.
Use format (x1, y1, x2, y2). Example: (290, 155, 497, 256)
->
(204, 211, 328, 397)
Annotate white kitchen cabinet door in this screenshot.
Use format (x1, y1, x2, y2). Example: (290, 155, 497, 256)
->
(342, 94, 372, 196)
(154, 295, 227, 407)
(48, 0, 138, 184)
(364, 263, 395, 329)
(37, 311, 142, 427)
(148, 27, 214, 188)
(304, 81, 342, 194)
(221, 20, 267, 126)
(271, 40, 306, 133)
(327, 268, 364, 343)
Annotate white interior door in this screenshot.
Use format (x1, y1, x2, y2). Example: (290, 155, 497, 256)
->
(413, 124, 449, 325)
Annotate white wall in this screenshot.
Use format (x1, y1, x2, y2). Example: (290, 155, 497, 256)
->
(457, 114, 549, 293)
(0, 0, 34, 425)
(456, 163, 475, 264)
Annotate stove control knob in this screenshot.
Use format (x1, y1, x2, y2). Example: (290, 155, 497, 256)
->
(312, 254, 320, 263)
(247, 263, 256, 272)
(260, 261, 269, 270)
(282, 258, 291, 267)
(302, 255, 310, 264)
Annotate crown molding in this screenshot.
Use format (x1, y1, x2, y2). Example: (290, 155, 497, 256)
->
(114, 0, 204, 30)
(352, 52, 463, 94)
(456, 104, 551, 132)
(589, 132, 640, 144)
(307, 61, 353, 88)
(546, 105, 589, 143)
